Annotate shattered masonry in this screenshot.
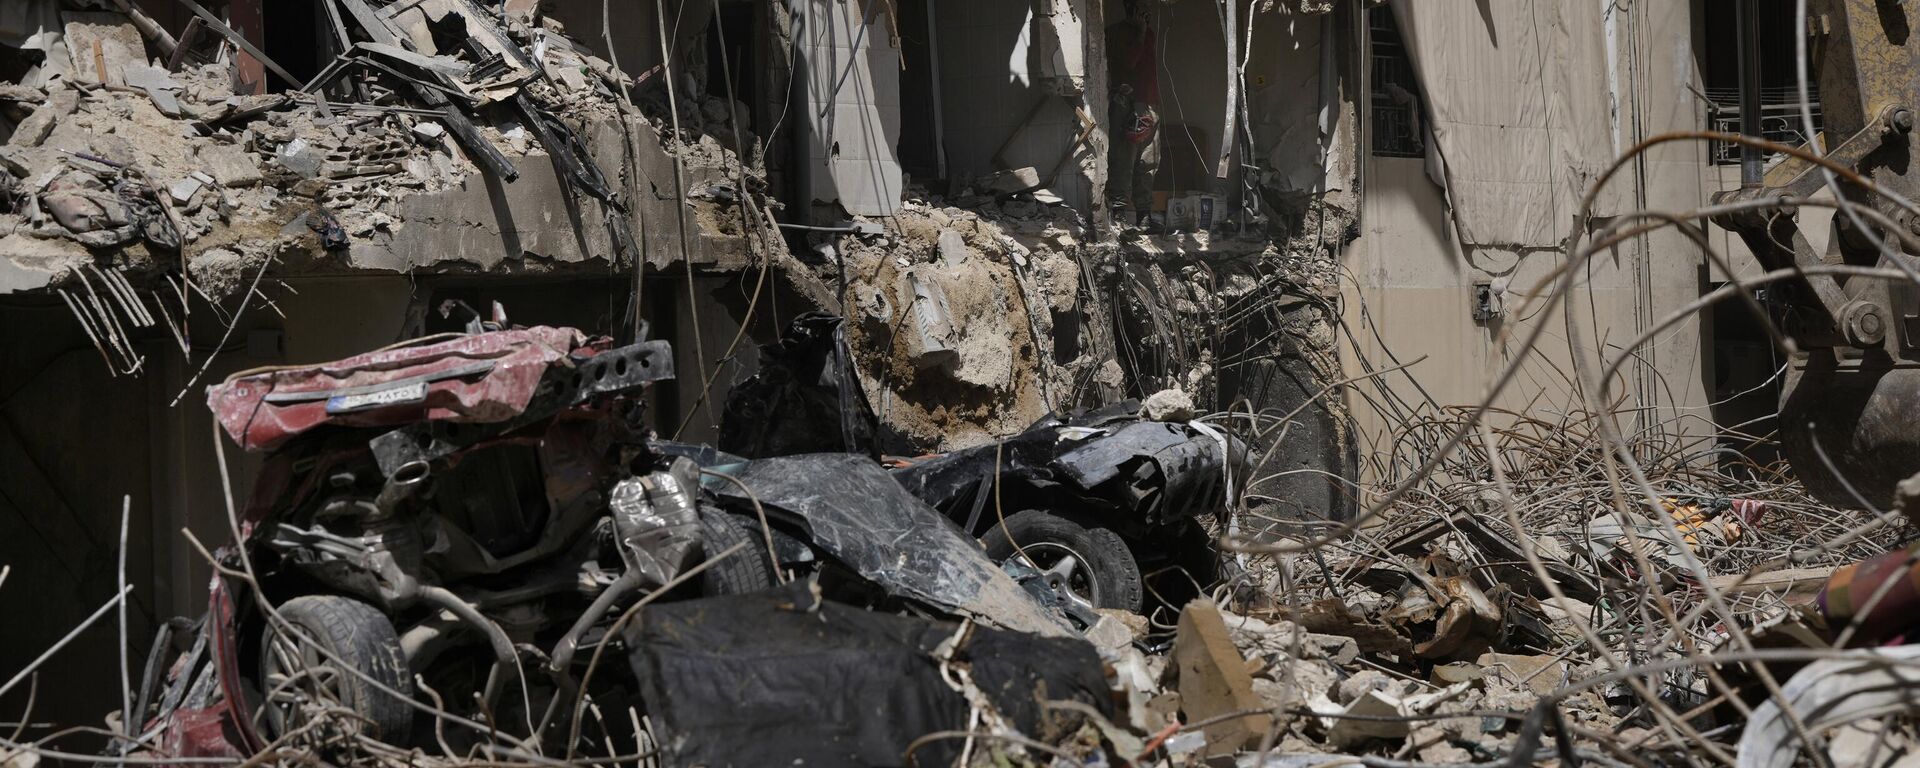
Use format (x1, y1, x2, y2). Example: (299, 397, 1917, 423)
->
(17, 0, 1920, 767)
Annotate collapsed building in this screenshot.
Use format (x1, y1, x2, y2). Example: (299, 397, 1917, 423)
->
(0, 0, 1367, 726)
(6, 0, 1917, 765)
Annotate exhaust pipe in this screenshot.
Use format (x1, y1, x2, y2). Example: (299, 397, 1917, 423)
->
(374, 460, 430, 519)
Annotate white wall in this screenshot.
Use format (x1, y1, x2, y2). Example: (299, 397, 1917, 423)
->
(1341, 0, 1717, 478)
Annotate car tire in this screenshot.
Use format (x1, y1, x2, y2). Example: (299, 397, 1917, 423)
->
(259, 595, 413, 743)
(696, 505, 779, 596)
(980, 510, 1144, 614)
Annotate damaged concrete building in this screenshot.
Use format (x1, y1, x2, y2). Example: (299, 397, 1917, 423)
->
(5, 0, 1917, 764)
(0, 0, 1369, 722)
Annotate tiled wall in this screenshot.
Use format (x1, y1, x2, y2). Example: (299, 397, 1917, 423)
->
(801, 0, 905, 215)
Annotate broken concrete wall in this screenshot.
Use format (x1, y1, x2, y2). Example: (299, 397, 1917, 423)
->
(0, 64, 772, 298)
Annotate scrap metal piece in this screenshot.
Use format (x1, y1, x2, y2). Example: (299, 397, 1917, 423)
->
(719, 313, 877, 457)
(362, 339, 675, 476)
(332, 0, 519, 181)
(608, 458, 705, 585)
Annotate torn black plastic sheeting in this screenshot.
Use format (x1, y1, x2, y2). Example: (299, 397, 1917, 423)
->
(708, 454, 1071, 637)
(625, 582, 1110, 768)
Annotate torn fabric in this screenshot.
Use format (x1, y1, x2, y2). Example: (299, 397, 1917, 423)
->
(1387, 0, 1625, 249)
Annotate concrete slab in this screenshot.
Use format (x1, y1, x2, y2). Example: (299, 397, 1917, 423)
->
(1174, 599, 1274, 756)
(62, 12, 144, 88)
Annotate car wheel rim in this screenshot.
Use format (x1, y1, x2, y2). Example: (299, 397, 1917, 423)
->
(260, 628, 351, 739)
(1011, 542, 1101, 614)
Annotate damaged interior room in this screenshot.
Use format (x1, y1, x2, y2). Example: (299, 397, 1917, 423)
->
(7, 0, 1920, 765)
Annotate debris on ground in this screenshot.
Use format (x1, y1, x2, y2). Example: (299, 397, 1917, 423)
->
(13, 2, 1920, 768)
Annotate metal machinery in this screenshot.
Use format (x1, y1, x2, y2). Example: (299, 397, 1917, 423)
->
(1711, 0, 1920, 507)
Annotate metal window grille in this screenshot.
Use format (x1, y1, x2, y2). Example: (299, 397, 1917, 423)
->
(1701, 0, 1823, 165)
(1369, 7, 1423, 159)
(1706, 92, 1823, 166)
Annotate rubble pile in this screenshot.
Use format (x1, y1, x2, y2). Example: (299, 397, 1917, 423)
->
(0, 63, 501, 287)
(11, 1, 1920, 767)
(1003, 398, 1908, 767)
(0, 0, 775, 299)
(820, 197, 1115, 452)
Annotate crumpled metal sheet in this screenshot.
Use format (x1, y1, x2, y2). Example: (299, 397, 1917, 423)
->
(890, 402, 1245, 531)
(719, 312, 876, 457)
(710, 454, 1071, 637)
(207, 326, 585, 452)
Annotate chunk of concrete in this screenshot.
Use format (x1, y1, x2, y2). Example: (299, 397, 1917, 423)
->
(1475, 652, 1568, 697)
(411, 121, 447, 141)
(0, 233, 87, 293)
(902, 271, 959, 371)
(276, 138, 321, 179)
(62, 13, 144, 87)
(6, 88, 77, 148)
(1085, 609, 1146, 658)
(167, 175, 203, 203)
(124, 64, 182, 116)
(1142, 387, 1195, 422)
(1175, 600, 1274, 757)
(1327, 689, 1412, 747)
(984, 166, 1041, 194)
(935, 228, 968, 265)
(198, 143, 262, 187)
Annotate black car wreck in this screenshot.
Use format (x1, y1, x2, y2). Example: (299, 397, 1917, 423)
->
(719, 313, 1252, 618)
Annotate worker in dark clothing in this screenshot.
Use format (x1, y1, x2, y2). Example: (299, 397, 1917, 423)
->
(1107, 0, 1159, 221)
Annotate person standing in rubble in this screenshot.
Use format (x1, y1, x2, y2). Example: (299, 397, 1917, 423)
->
(1107, 0, 1160, 223)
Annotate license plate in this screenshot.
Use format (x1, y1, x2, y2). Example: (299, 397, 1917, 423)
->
(326, 381, 427, 413)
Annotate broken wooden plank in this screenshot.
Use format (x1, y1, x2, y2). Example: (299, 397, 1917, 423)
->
(167, 0, 303, 87)
(165, 17, 203, 71)
(1708, 567, 1832, 599)
(1174, 599, 1273, 757)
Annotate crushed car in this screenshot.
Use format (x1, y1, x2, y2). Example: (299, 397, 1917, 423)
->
(721, 313, 1251, 620)
(132, 306, 1077, 762)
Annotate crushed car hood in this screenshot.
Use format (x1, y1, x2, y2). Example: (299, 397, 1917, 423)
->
(207, 326, 587, 452)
